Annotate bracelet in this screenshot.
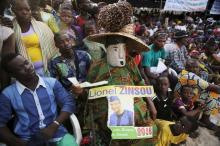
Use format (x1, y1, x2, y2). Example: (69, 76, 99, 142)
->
(53, 120, 60, 126)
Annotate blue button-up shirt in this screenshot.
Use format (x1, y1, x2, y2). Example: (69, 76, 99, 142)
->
(0, 76, 76, 141)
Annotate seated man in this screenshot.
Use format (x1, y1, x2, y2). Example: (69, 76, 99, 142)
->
(0, 53, 77, 146)
(142, 31, 167, 85)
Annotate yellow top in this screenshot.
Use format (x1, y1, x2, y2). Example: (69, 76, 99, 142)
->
(21, 33, 43, 63)
(156, 119, 188, 146)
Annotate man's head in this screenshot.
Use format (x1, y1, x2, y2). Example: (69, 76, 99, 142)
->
(109, 96, 122, 115)
(157, 76, 170, 93)
(12, 0, 32, 24)
(84, 20, 97, 36)
(29, 0, 42, 21)
(153, 31, 167, 49)
(54, 31, 76, 57)
(1, 53, 36, 82)
(174, 30, 188, 46)
(174, 116, 198, 135)
(105, 36, 126, 67)
(180, 85, 194, 101)
(185, 59, 200, 75)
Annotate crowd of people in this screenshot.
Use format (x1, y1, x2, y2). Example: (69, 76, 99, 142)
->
(0, 0, 220, 146)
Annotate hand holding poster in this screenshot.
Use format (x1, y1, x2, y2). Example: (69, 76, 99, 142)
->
(88, 85, 155, 139)
(163, 0, 208, 12)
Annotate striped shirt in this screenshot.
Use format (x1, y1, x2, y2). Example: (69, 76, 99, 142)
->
(0, 76, 75, 141)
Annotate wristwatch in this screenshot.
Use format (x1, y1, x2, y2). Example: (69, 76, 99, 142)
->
(53, 120, 60, 126)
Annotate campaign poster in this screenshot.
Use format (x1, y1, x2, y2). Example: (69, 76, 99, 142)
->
(88, 85, 154, 139)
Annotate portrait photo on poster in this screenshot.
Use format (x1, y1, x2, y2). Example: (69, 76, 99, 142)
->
(107, 96, 134, 126)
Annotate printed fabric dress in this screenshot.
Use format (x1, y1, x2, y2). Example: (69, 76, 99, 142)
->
(83, 56, 157, 146)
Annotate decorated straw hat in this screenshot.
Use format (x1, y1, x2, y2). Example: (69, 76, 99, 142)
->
(84, 1, 149, 52)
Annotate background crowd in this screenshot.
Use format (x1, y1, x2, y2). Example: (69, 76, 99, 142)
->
(0, 0, 220, 146)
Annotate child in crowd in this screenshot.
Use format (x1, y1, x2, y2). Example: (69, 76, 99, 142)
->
(152, 76, 173, 121)
(172, 85, 205, 119)
(156, 116, 198, 146)
(59, 3, 83, 48)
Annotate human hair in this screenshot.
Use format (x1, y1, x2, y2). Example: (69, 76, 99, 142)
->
(185, 58, 199, 69)
(109, 96, 120, 103)
(153, 31, 167, 40)
(180, 85, 193, 94)
(1, 53, 20, 73)
(157, 76, 169, 82)
(11, 0, 31, 9)
(60, 2, 73, 12)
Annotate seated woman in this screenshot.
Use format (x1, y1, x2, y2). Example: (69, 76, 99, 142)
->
(49, 30, 90, 95)
(12, 0, 59, 76)
(172, 85, 205, 119)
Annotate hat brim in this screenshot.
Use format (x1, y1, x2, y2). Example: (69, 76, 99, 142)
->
(173, 34, 188, 39)
(84, 32, 150, 53)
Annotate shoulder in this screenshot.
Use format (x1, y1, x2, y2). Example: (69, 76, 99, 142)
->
(1, 83, 17, 96)
(0, 26, 14, 40)
(90, 58, 106, 68)
(41, 77, 58, 87)
(35, 20, 49, 27)
(75, 50, 90, 59)
(124, 110, 133, 115)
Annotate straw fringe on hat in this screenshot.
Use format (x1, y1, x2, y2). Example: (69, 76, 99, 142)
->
(84, 24, 150, 52)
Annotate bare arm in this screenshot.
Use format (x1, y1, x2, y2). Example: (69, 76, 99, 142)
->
(139, 64, 150, 85)
(0, 126, 26, 146)
(179, 108, 201, 117)
(144, 97, 157, 120)
(1, 33, 16, 55)
(144, 67, 159, 79)
(0, 33, 15, 89)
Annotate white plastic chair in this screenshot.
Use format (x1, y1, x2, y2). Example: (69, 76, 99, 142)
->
(70, 114, 82, 145)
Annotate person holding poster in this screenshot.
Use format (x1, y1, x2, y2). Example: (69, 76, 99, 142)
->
(83, 1, 157, 146)
(108, 96, 134, 126)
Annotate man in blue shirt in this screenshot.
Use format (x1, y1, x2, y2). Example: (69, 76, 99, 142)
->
(0, 53, 77, 146)
(108, 96, 134, 126)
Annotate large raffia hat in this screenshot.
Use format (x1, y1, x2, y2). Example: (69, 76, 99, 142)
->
(84, 1, 149, 52)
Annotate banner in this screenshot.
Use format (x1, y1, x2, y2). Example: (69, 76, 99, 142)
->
(88, 85, 155, 139)
(210, 0, 220, 15)
(88, 85, 155, 100)
(163, 0, 208, 12)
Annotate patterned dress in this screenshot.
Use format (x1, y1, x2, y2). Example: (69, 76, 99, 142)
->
(84, 56, 157, 146)
(174, 70, 220, 115)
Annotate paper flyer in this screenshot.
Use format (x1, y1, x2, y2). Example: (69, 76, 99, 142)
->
(88, 85, 154, 139)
